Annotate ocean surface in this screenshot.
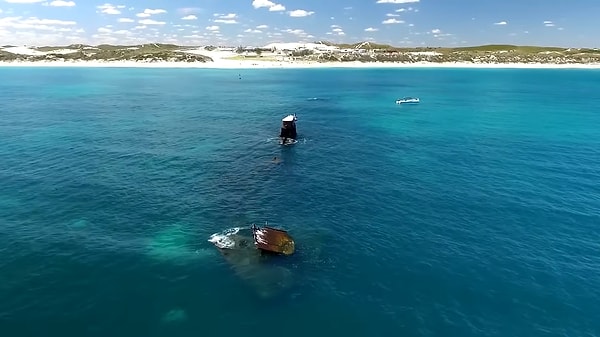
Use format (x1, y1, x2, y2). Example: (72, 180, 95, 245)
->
(0, 66, 599, 337)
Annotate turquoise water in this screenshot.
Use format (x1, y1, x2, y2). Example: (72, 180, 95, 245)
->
(0, 67, 599, 337)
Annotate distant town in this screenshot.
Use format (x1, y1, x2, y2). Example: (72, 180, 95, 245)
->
(1, 41, 600, 65)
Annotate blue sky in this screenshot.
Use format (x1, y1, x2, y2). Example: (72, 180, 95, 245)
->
(0, 0, 598, 47)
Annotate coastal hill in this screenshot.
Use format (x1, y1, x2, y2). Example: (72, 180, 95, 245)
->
(0, 43, 213, 63)
(1, 42, 599, 64)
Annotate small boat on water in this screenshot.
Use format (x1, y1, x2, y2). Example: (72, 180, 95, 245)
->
(279, 114, 298, 145)
(396, 97, 420, 104)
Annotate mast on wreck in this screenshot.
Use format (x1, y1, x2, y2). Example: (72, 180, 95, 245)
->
(279, 114, 297, 145)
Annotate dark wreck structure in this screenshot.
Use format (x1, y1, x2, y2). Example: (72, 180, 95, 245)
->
(208, 224, 296, 298)
(279, 114, 298, 145)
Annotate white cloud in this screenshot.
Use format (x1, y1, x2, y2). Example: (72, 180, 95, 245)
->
(386, 13, 400, 17)
(494, 21, 507, 25)
(376, 0, 419, 3)
(244, 28, 262, 33)
(97, 4, 124, 15)
(136, 8, 166, 17)
(206, 25, 219, 31)
(4, 0, 44, 3)
(97, 27, 111, 33)
(178, 7, 200, 15)
(429, 28, 451, 38)
(269, 4, 285, 11)
(181, 15, 197, 20)
(382, 18, 403, 24)
(0, 17, 77, 26)
(544, 20, 555, 27)
(138, 19, 165, 25)
(256, 24, 268, 29)
(251, 0, 273, 8)
(252, 0, 285, 11)
(118, 18, 134, 23)
(112, 29, 131, 35)
(214, 19, 237, 24)
(330, 26, 345, 36)
(282, 28, 307, 36)
(215, 13, 237, 19)
(145, 9, 166, 14)
(364, 27, 378, 32)
(289, 9, 314, 17)
(44, 0, 75, 6)
(0, 16, 77, 33)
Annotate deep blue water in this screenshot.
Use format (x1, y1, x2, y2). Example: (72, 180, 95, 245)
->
(0, 67, 599, 337)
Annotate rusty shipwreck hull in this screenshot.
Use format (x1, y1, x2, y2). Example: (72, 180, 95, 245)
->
(252, 224, 295, 255)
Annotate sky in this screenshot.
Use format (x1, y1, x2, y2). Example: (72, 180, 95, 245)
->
(0, 0, 598, 48)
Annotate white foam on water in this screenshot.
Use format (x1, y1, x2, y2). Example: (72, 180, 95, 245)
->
(265, 137, 307, 145)
(208, 227, 241, 249)
(280, 139, 298, 146)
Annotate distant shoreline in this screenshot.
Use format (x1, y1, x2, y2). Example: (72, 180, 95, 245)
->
(1, 60, 600, 69)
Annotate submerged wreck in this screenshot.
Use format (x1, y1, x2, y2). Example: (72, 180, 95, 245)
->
(208, 224, 296, 298)
(251, 223, 295, 255)
(279, 114, 298, 145)
(209, 223, 295, 256)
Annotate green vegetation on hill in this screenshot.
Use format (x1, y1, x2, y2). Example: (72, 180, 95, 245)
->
(303, 41, 600, 64)
(1, 44, 212, 63)
(451, 44, 565, 53)
(0, 50, 16, 61)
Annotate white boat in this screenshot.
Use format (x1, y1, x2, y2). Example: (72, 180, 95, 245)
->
(396, 97, 420, 104)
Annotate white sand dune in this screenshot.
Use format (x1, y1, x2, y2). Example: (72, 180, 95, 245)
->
(2, 46, 47, 56)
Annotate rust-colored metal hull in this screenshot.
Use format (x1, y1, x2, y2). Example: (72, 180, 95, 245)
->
(252, 226, 295, 255)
